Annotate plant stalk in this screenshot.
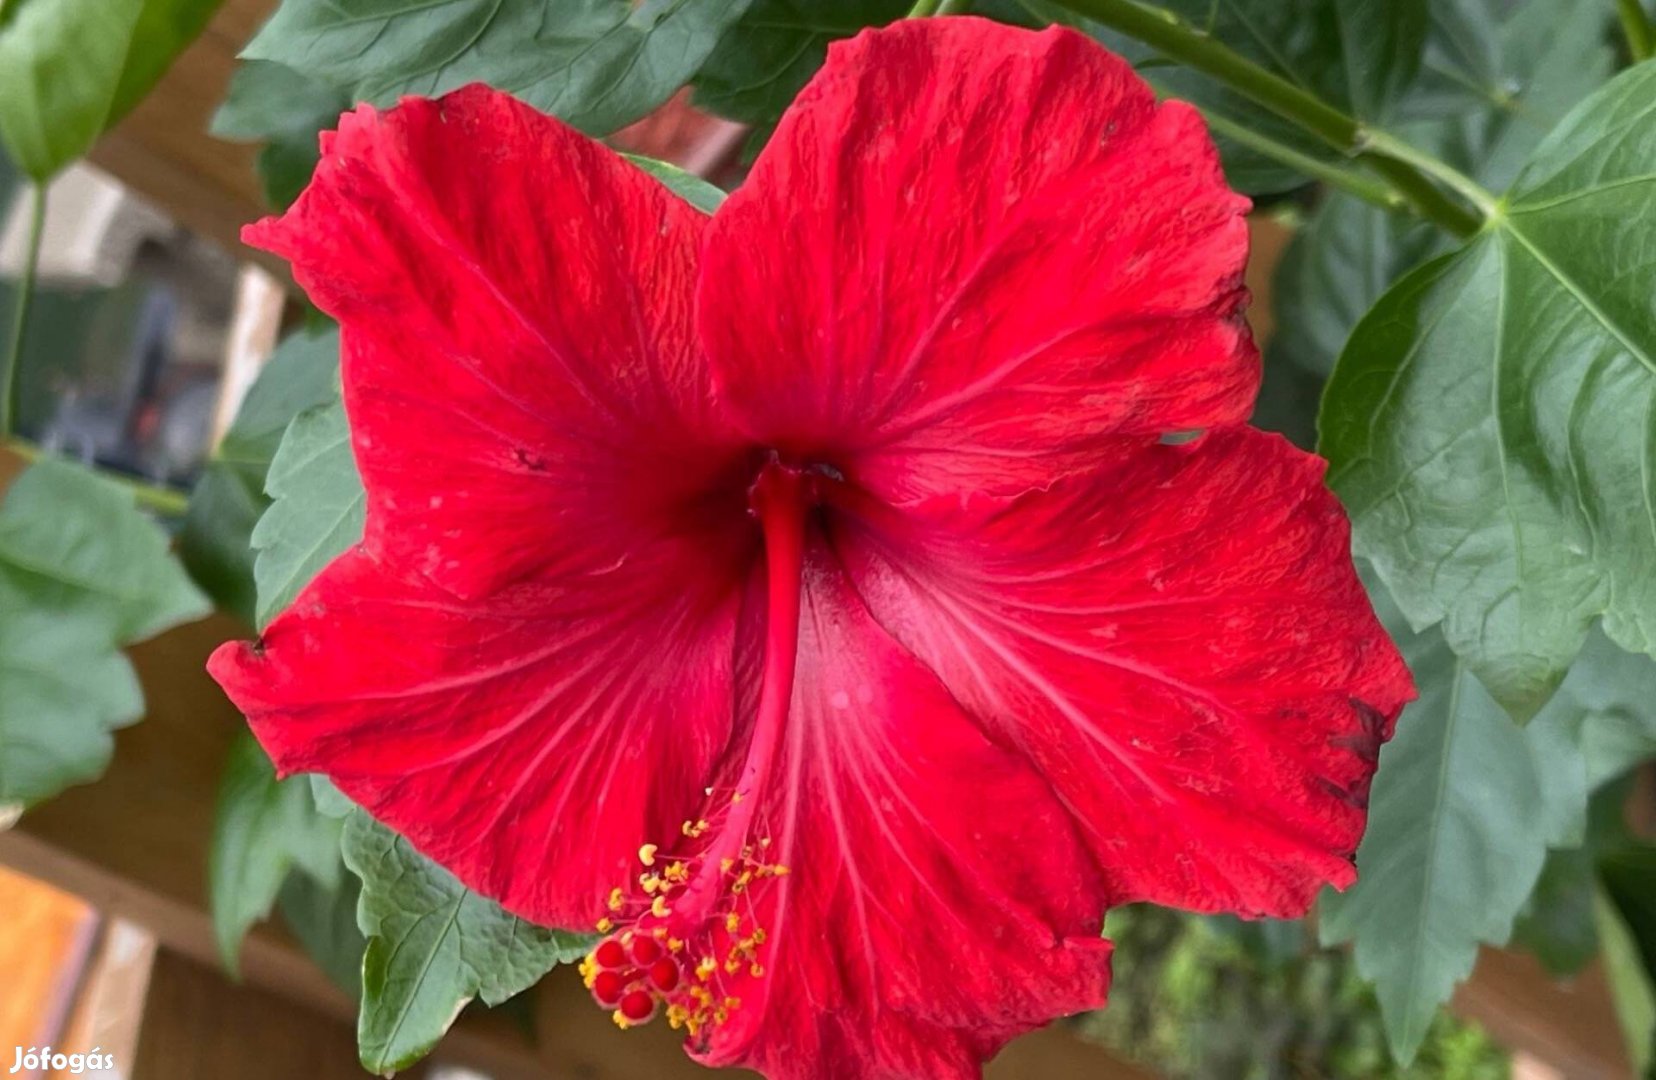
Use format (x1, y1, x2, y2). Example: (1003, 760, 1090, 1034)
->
(1200, 111, 1407, 213)
(2, 438, 191, 517)
(1050, 0, 1489, 236)
(1619, 0, 1655, 62)
(2, 184, 46, 438)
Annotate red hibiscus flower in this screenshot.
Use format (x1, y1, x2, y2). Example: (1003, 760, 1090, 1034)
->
(210, 17, 1413, 1080)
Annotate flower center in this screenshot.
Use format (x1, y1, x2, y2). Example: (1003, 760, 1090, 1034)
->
(581, 460, 810, 1040)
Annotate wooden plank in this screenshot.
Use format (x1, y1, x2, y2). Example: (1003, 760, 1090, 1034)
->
(132, 948, 430, 1080)
(1455, 947, 1633, 1080)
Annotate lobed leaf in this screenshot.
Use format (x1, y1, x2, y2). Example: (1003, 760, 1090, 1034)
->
(251, 399, 364, 629)
(1319, 582, 1656, 1063)
(209, 732, 344, 973)
(211, 60, 351, 209)
(343, 810, 593, 1074)
(1322, 61, 1656, 717)
(182, 327, 339, 623)
(0, 457, 208, 810)
(242, 0, 752, 136)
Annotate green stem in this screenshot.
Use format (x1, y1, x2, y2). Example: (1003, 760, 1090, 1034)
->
(1619, 0, 1655, 62)
(2, 184, 46, 438)
(937, 0, 974, 11)
(3, 438, 191, 517)
(907, 0, 942, 14)
(1361, 129, 1504, 222)
(1049, 0, 1489, 236)
(1200, 111, 1406, 213)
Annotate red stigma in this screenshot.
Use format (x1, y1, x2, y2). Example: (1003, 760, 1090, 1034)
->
(630, 935, 664, 966)
(590, 969, 626, 1008)
(649, 957, 681, 993)
(619, 989, 657, 1025)
(593, 938, 628, 970)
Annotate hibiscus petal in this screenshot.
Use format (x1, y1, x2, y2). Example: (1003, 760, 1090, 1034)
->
(687, 541, 1112, 1078)
(698, 18, 1255, 504)
(833, 429, 1414, 916)
(209, 544, 745, 927)
(245, 84, 747, 599)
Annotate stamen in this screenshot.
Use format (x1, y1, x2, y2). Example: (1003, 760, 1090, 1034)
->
(580, 461, 811, 1045)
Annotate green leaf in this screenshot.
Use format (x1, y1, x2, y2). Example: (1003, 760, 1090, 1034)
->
(242, 0, 753, 136)
(1270, 196, 1440, 381)
(1321, 61, 1656, 718)
(111, 0, 225, 124)
(309, 774, 356, 819)
(182, 328, 339, 623)
(0, 457, 209, 810)
(1260, 0, 1611, 443)
(211, 60, 351, 209)
(209, 732, 344, 974)
(1403, 0, 1613, 191)
(343, 810, 593, 1073)
(251, 398, 365, 628)
(690, 0, 908, 149)
(0, 0, 143, 178)
(624, 153, 726, 212)
(1315, 591, 1656, 1063)
(278, 869, 366, 998)
(1597, 871, 1656, 1075)
(0, 0, 222, 180)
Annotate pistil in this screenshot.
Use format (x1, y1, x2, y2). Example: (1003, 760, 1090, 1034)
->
(582, 460, 811, 1038)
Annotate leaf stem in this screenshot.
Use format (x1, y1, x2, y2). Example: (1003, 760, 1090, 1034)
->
(937, 0, 974, 11)
(1048, 0, 1488, 237)
(3, 438, 191, 517)
(1199, 111, 1407, 213)
(2, 184, 46, 439)
(907, 0, 942, 15)
(1619, 0, 1655, 62)
(1360, 130, 1503, 223)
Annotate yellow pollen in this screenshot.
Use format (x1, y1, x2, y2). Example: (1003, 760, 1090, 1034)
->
(725, 912, 742, 933)
(640, 874, 662, 895)
(607, 887, 625, 912)
(612, 1011, 631, 1030)
(720, 857, 735, 872)
(596, 917, 614, 933)
(668, 937, 685, 953)
(696, 957, 716, 981)
(664, 862, 689, 884)
(732, 791, 744, 804)
(750, 963, 765, 977)
(638, 843, 658, 866)
(650, 895, 671, 918)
